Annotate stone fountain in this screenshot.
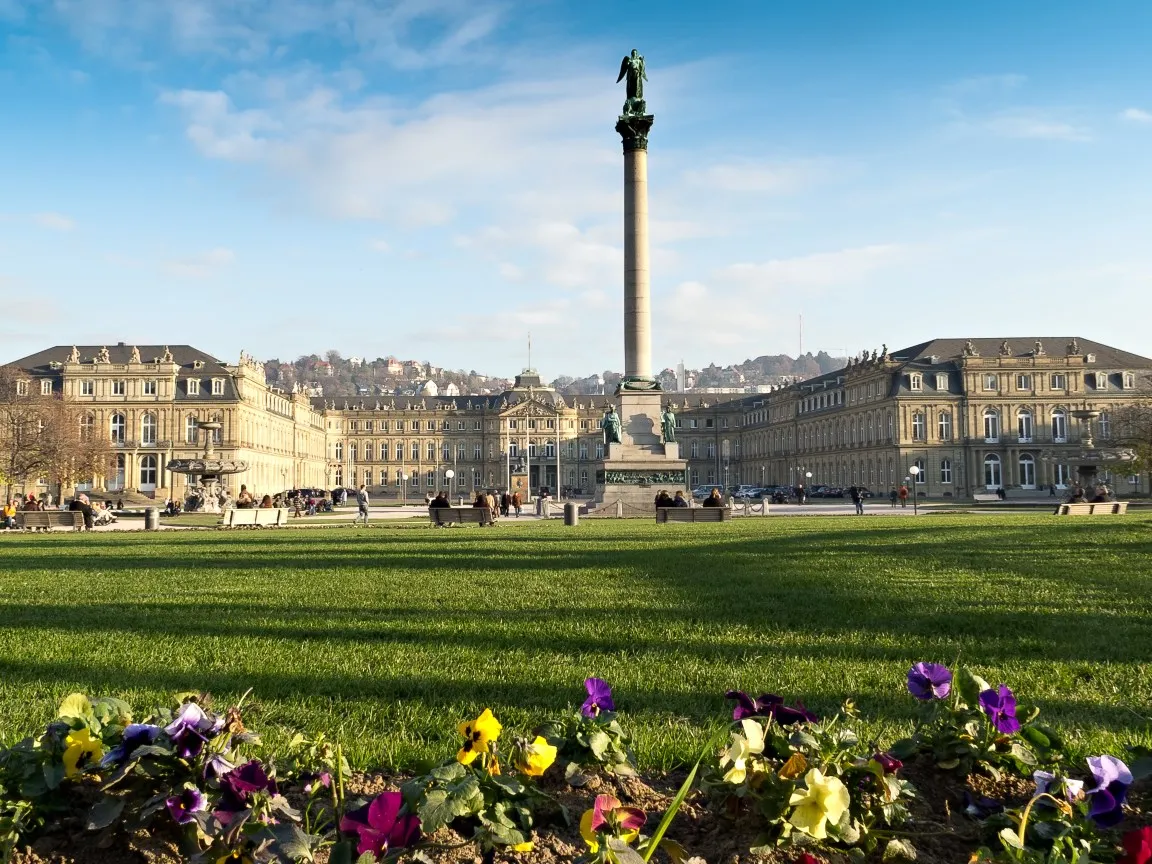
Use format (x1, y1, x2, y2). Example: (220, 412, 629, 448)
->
(165, 422, 248, 513)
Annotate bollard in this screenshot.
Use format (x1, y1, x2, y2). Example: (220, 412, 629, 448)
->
(564, 502, 579, 526)
(144, 507, 160, 531)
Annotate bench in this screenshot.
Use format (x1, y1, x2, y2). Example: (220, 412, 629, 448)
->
(16, 511, 85, 531)
(219, 507, 289, 528)
(1055, 502, 1129, 516)
(656, 507, 731, 524)
(429, 507, 495, 527)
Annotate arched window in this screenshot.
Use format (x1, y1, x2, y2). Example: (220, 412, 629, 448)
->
(940, 459, 952, 484)
(983, 409, 1000, 442)
(110, 413, 125, 443)
(912, 412, 926, 440)
(1019, 453, 1036, 489)
(186, 415, 198, 444)
(141, 413, 157, 445)
(1017, 410, 1033, 442)
(984, 454, 1002, 488)
(139, 454, 158, 488)
(1051, 409, 1067, 442)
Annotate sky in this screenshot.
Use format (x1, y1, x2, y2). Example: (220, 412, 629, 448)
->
(3, 0, 1152, 378)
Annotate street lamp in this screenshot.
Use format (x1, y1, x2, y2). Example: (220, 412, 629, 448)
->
(803, 470, 812, 504)
(398, 471, 407, 505)
(445, 469, 455, 504)
(907, 466, 919, 515)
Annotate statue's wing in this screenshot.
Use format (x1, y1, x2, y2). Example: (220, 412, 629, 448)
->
(616, 56, 629, 83)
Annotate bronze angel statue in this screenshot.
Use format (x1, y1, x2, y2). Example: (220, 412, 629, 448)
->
(616, 49, 646, 104)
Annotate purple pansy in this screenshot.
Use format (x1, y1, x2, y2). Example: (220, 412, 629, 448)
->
(101, 723, 161, 766)
(339, 791, 421, 857)
(582, 678, 615, 718)
(1034, 770, 1085, 802)
(204, 753, 236, 781)
(906, 662, 953, 700)
(302, 771, 332, 795)
(164, 702, 218, 759)
(978, 685, 1021, 735)
(872, 752, 903, 775)
(963, 791, 1004, 819)
(1087, 755, 1132, 827)
(215, 760, 278, 823)
(724, 691, 817, 725)
(165, 786, 206, 825)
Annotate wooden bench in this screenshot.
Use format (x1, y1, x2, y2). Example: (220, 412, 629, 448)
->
(16, 511, 85, 531)
(656, 507, 731, 524)
(1055, 502, 1129, 516)
(219, 508, 289, 528)
(429, 507, 495, 527)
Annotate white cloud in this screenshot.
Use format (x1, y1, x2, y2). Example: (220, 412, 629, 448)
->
(1121, 107, 1152, 124)
(369, 239, 391, 253)
(683, 161, 814, 194)
(980, 110, 1092, 142)
(31, 212, 76, 231)
(498, 262, 522, 281)
(720, 244, 903, 288)
(162, 246, 235, 277)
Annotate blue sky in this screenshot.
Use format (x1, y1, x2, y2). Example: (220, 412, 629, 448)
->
(3, 0, 1152, 377)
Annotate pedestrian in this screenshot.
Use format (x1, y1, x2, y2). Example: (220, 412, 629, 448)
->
(500, 491, 511, 517)
(485, 490, 498, 519)
(850, 485, 864, 515)
(898, 484, 908, 508)
(511, 491, 522, 517)
(889, 488, 898, 508)
(1049, 483, 1056, 497)
(354, 483, 370, 525)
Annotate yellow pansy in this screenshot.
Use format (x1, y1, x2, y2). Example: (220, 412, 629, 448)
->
(516, 736, 558, 777)
(787, 767, 850, 840)
(62, 728, 103, 779)
(720, 718, 764, 784)
(457, 708, 502, 766)
(511, 840, 534, 852)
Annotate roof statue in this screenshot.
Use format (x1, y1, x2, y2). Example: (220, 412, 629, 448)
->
(1034, 340, 1046, 357)
(67, 345, 80, 363)
(999, 341, 1012, 357)
(130, 345, 141, 363)
(161, 346, 174, 363)
(96, 346, 110, 364)
(1067, 338, 1081, 355)
(881, 344, 890, 361)
(963, 340, 979, 357)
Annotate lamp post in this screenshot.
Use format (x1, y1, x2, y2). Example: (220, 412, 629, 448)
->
(399, 471, 407, 505)
(445, 469, 456, 504)
(907, 466, 919, 515)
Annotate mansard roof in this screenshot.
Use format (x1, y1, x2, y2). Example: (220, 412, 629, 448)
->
(7, 344, 228, 374)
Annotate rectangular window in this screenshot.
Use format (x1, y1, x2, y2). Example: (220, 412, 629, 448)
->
(1094, 372, 1108, 390)
(349, 443, 357, 461)
(211, 378, 225, 395)
(705, 419, 714, 428)
(443, 445, 451, 460)
(411, 443, 419, 460)
(912, 413, 926, 440)
(396, 421, 405, 432)
(909, 374, 922, 392)
(40, 380, 52, 395)
(940, 460, 953, 484)
(983, 374, 997, 391)
(380, 421, 389, 432)
(1123, 372, 1136, 390)
(185, 379, 198, 396)
(143, 380, 157, 395)
(365, 421, 373, 432)
(427, 421, 435, 431)
(427, 442, 436, 460)
(396, 443, 404, 460)
(363, 443, 373, 461)
(579, 443, 588, 460)
(935, 373, 948, 391)
(380, 469, 388, 485)
(349, 420, 358, 431)
(80, 380, 94, 396)
(16, 381, 27, 396)
(474, 420, 482, 430)
(937, 412, 951, 440)
(113, 380, 127, 396)
(1016, 374, 1032, 391)
(690, 419, 698, 429)
(473, 444, 482, 460)
(595, 443, 604, 458)
(508, 419, 518, 429)
(1050, 373, 1067, 390)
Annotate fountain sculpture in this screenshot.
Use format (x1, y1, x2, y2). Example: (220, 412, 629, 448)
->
(165, 422, 248, 513)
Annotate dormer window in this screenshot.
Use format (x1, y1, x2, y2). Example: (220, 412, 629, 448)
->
(1123, 372, 1136, 390)
(909, 373, 923, 392)
(211, 378, 225, 395)
(40, 380, 52, 395)
(193, 360, 205, 369)
(1094, 372, 1107, 390)
(16, 380, 27, 396)
(935, 373, 948, 391)
(187, 379, 200, 396)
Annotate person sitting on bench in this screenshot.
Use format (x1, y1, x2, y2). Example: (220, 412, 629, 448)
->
(429, 491, 452, 510)
(702, 488, 724, 507)
(672, 491, 689, 507)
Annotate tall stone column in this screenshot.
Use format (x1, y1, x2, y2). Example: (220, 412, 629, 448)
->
(616, 111, 655, 386)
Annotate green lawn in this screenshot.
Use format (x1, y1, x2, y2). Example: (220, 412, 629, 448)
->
(0, 516, 1150, 771)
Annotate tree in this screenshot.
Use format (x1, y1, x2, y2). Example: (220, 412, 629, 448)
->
(1108, 402, 1152, 491)
(0, 366, 114, 501)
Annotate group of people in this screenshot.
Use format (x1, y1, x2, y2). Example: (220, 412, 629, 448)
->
(654, 489, 692, 507)
(2, 493, 120, 530)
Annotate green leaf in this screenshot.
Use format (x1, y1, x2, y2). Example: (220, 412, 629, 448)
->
(999, 828, 1024, 850)
(883, 839, 917, 861)
(417, 789, 457, 833)
(489, 774, 526, 797)
(477, 817, 527, 847)
(42, 762, 65, 791)
(589, 730, 611, 761)
(329, 841, 354, 864)
(957, 668, 990, 708)
(1009, 742, 1037, 766)
(57, 693, 93, 722)
(607, 838, 648, 864)
(1018, 725, 1051, 750)
(86, 796, 125, 830)
(90, 697, 133, 728)
(429, 761, 466, 783)
(354, 855, 377, 864)
(564, 761, 590, 787)
(261, 823, 318, 862)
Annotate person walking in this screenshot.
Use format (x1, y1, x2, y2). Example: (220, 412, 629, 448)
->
(500, 491, 512, 517)
(354, 483, 370, 525)
(849, 485, 864, 515)
(889, 488, 898, 508)
(511, 491, 522, 517)
(898, 484, 909, 508)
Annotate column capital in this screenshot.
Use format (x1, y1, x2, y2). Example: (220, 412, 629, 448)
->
(616, 111, 654, 152)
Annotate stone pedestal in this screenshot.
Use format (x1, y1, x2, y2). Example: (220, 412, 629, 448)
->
(592, 391, 686, 511)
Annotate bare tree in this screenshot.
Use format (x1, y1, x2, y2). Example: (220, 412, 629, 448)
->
(1109, 401, 1152, 489)
(0, 366, 114, 501)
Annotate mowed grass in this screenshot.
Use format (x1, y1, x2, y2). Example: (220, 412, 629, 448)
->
(0, 516, 1150, 770)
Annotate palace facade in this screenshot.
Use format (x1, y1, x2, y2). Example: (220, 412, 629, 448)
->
(6, 336, 1151, 501)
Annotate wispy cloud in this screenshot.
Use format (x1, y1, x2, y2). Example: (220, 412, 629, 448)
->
(369, 239, 392, 253)
(31, 211, 77, 231)
(162, 246, 235, 277)
(981, 110, 1092, 142)
(1120, 107, 1152, 124)
(682, 161, 818, 195)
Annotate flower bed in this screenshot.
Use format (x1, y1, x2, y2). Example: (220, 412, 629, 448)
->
(1, 670, 1149, 864)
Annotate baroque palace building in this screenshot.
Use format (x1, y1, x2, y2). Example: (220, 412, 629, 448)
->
(6, 336, 1151, 501)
